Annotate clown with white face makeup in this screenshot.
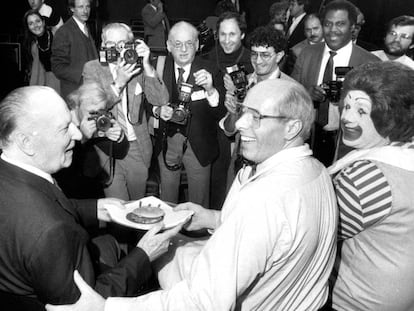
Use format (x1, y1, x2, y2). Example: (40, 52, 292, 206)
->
(328, 61, 414, 311)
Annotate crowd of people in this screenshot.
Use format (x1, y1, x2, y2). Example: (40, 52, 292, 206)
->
(0, 0, 413, 310)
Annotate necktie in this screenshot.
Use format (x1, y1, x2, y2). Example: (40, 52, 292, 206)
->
(317, 51, 337, 127)
(117, 91, 128, 134)
(177, 67, 185, 89)
(238, 163, 257, 183)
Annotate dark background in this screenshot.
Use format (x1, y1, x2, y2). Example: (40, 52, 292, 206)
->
(1, 0, 413, 97)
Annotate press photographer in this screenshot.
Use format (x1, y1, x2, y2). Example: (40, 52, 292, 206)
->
(82, 22, 169, 201)
(153, 21, 225, 209)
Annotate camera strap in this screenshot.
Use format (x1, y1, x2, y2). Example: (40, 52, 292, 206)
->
(125, 77, 146, 126)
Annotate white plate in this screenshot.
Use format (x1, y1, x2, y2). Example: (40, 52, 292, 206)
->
(105, 196, 194, 230)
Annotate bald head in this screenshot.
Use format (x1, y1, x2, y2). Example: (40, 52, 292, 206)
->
(0, 86, 81, 174)
(168, 21, 199, 42)
(167, 21, 199, 67)
(244, 79, 314, 140)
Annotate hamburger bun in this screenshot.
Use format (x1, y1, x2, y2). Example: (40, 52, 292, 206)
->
(126, 205, 165, 224)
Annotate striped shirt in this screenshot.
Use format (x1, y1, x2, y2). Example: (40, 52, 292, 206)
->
(333, 141, 414, 239)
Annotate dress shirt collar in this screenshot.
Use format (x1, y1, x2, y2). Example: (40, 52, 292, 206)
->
(174, 62, 192, 82)
(72, 16, 88, 36)
(323, 40, 353, 59)
(248, 67, 281, 86)
(1, 153, 54, 184)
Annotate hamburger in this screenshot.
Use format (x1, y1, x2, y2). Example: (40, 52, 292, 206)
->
(126, 205, 165, 224)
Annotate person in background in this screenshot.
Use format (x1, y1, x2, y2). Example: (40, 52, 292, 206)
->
(372, 15, 414, 70)
(23, 9, 60, 94)
(27, 0, 63, 34)
(153, 21, 225, 210)
(45, 78, 338, 311)
(0, 86, 181, 310)
(291, 0, 379, 167)
(286, 0, 309, 49)
(352, 6, 377, 51)
(327, 61, 414, 311)
(51, 0, 98, 99)
(268, 1, 289, 30)
(82, 22, 169, 201)
(285, 13, 324, 74)
(222, 25, 294, 187)
(141, 0, 170, 50)
(204, 11, 253, 210)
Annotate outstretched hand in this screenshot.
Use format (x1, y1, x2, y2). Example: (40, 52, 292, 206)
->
(175, 202, 221, 231)
(137, 221, 183, 262)
(45, 271, 105, 311)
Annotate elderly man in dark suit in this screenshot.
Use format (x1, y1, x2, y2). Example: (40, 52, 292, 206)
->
(0, 86, 180, 310)
(82, 22, 169, 201)
(141, 0, 170, 50)
(51, 0, 98, 99)
(291, 0, 379, 166)
(153, 21, 225, 209)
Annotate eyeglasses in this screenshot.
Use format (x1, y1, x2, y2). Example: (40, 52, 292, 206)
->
(387, 30, 412, 41)
(170, 40, 196, 50)
(250, 51, 276, 61)
(240, 105, 288, 129)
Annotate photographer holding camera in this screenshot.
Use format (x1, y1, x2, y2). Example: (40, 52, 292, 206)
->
(82, 22, 169, 201)
(291, 0, 379, 166)
(153, 21, 225, 210)
(220, 26, 295, 187)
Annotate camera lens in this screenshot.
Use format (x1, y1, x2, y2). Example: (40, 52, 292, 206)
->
(96, 116, 112, 132)
(123, 48, 139, 64)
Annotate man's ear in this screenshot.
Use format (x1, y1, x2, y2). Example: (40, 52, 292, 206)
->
(285, 119, 303, 141)
(14, 131, 35, 156)
(276, 50, 285, 64)
(166, 40, 172, 53)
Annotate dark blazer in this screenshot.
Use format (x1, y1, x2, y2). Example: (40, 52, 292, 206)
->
(141, 3, 170, 49)
(82, 60, 169, 168)
(291, 42, 380, 89)
(156, 56, 226, 166)
(0, 159, 152, 307)
(287, 14, 307, 49)
(51, 17, 98, 98)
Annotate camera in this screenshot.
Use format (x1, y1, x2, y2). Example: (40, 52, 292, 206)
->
(321, 66, 353, 102)
(226, 64, 248, 102)
(169, 82, 193, 125)
(99, 40, 143, 68)
(88, 109, 114, 132)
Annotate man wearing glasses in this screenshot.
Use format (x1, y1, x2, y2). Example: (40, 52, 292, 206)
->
(221, 26, 295, 186)
(372, 15, 414, 70)
(81, 23, 169, 202)
(46, 79, 338, 311)
(153, 21, 225, 211)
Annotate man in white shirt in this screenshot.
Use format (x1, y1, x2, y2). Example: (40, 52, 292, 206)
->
(291, 0, 379, 166)
(45, 78, 338, 311)
(372, 15, 414, 70)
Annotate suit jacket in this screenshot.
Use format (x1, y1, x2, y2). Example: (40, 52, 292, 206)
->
(82, 60, 169, 168)
(156, 56, 226, 166)
(51, 17, 98, 98)
(287, 14, 307, 49)
(291, 42, 380, 89)
(141, 3, 170, 49)
(0, 159, 152, 307)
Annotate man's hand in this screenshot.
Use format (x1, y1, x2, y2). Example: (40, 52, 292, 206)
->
(223, 73, 236, 94)
(194, 69, 214, 94)
(224, 92, 239, 115)
(45, 271, 105, 311)
(308, 85, 327, 102)
(134, 39, 153, 75)
(104, 120, 123, 142)
(113, 59, 142, 91)
(137, 222, 183, 262)
(159, 105, 174, 121)
(97, 198, 125, 222)
(175, 202, 221, 231)
(79, 115, 97, 140)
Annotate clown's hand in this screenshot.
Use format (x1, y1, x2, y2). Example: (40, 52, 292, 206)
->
(45, 271, 105, 311)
